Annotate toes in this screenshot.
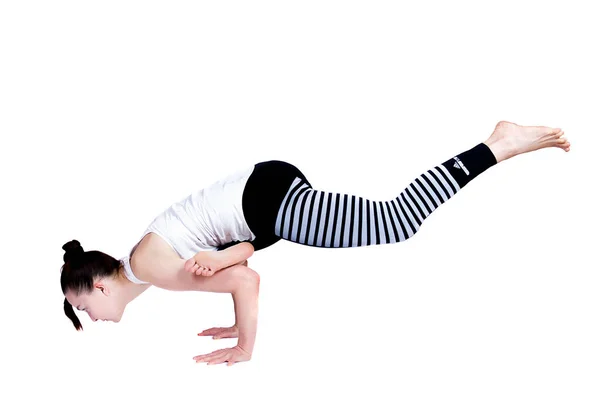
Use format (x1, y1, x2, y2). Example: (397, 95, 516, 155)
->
(546, 128, 562, 137)
(556, 138, 571, 150)
(556, 137, 568, 144)
(548, 130, 564, 141)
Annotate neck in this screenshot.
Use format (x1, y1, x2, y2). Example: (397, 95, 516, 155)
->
(118, 266, 151, 305)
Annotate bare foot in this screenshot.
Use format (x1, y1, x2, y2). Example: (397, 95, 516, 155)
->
(484, 121, 570, 163)
(184, 251, 226, 276)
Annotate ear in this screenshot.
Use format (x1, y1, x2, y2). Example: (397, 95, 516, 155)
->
(95, 280, 110, 295)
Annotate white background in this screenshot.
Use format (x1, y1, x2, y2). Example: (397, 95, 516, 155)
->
(1, 1, 598, 407)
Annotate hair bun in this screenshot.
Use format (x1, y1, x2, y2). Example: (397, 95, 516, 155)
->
(62, 239, 84, 262)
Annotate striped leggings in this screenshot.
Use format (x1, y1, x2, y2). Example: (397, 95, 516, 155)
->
(272, 143, 497, 248)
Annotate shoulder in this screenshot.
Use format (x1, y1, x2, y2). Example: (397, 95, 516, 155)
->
(130, 232, 185, 284)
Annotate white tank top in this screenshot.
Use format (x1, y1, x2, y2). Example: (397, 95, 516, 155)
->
(128, 164, 257, 271)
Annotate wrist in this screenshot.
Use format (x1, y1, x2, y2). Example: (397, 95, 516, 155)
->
(237, 328, 255, 354)
(236, 341, 253, 356)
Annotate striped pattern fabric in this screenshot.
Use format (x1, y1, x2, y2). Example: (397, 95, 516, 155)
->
(274, 164, 461, 247)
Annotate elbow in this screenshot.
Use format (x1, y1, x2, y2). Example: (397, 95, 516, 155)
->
(232, 265, 260, 293)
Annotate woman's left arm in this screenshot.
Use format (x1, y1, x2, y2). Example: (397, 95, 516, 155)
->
(150, 261, 260, 365)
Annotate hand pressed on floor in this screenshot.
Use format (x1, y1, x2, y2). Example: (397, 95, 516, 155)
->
(198, 325, 239, 339)
(193, 345, 251, 366)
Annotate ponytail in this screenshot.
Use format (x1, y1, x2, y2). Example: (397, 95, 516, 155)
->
(63, 297, 83, 331)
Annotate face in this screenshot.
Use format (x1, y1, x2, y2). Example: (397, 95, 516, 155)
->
(65, 278, 125, 323)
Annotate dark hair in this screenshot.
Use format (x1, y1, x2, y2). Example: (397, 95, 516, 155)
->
(60, 239, 122, 331)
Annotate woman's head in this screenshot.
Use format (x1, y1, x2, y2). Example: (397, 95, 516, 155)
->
(61, 239, 128, 330)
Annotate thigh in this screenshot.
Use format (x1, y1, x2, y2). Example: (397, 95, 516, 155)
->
(242, 160, 312, 240)
(216, 234, 281, 252)
(216, 240, 250, 251)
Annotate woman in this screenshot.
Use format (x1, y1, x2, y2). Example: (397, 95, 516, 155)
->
(60, 121, 570, 366)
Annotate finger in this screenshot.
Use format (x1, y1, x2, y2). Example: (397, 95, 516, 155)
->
(207, 356, 228, 365)
(195, 353, 223, 362)
(198, 327, 227, 335)
(193, 349, 226, 359)
(202, 348, 228, 357)
(198, 329, 219, 336)
(204, 350, 228, 360)
(227, 360, 236, 366)
(193, 351, 216, 359)
(203, 352, 229, 364)
(214, 331, 235, 339)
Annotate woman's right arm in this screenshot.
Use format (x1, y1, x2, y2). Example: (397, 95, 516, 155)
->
(149, 257, 253, 292)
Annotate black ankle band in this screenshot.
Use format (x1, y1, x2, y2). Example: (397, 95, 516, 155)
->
(441, 143, 497, 188)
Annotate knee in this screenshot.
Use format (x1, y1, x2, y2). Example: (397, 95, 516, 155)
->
(231, 264, 260, 287)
